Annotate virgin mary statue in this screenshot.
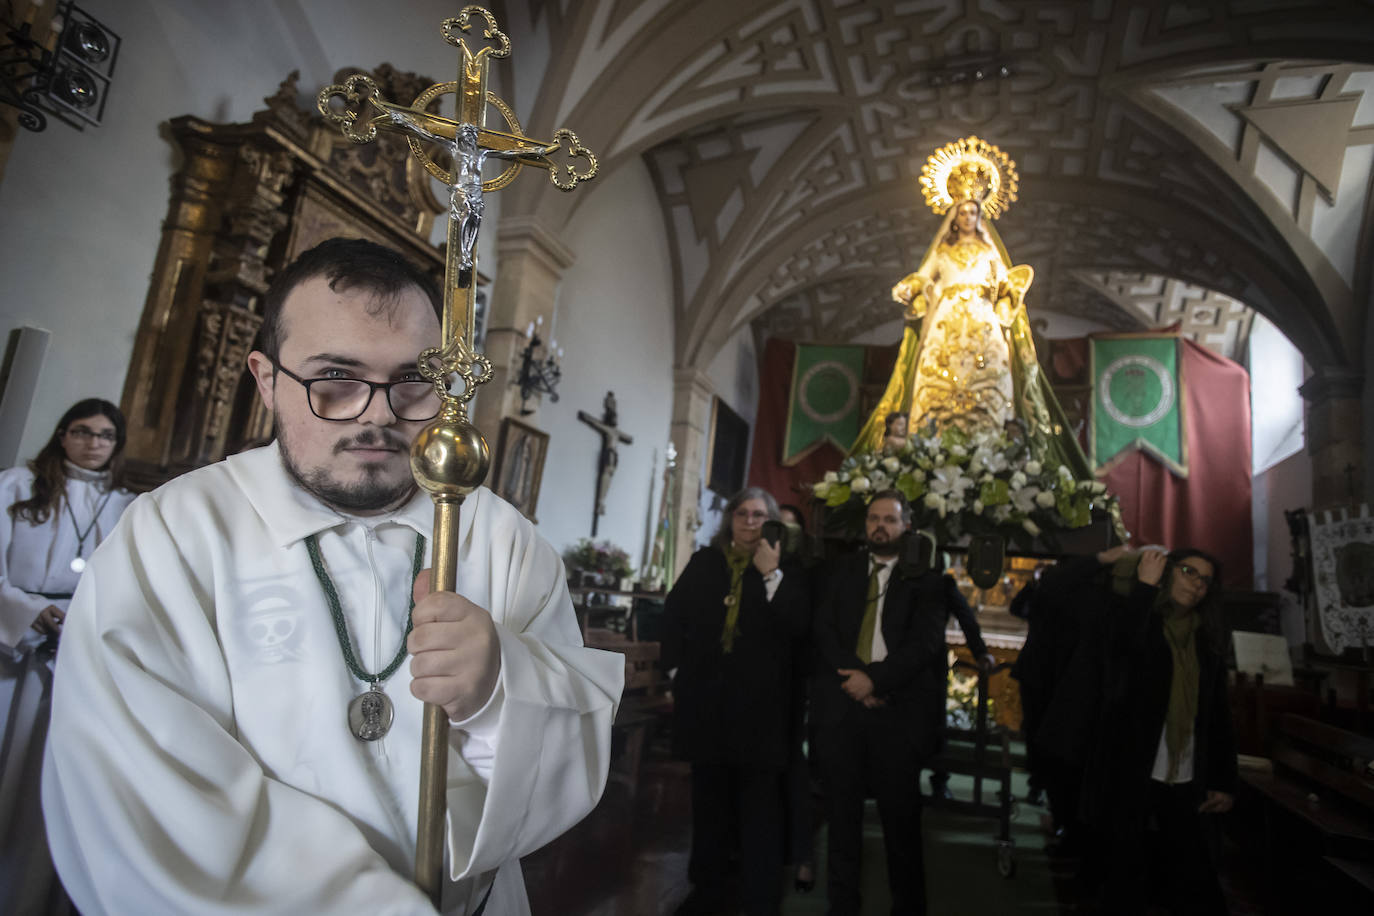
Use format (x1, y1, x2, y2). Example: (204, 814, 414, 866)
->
(852, 137, 1090, 479)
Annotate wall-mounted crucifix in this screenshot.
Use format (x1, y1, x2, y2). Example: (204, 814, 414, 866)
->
(578, 391, 633, 536)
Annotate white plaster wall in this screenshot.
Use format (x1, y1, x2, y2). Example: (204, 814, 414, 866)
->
(1035, 310, 1116, 339)
(1249, 314, 1307, 475)
(530, 158, 674, 566)
(0, 0, 504, 461)
(693, 326, 759, 550)
(1250, 451, 1312, 644)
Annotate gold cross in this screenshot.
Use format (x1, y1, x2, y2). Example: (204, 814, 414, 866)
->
(317, 5, 596, 419)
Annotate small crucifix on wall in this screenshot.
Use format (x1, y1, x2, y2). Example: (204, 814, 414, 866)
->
(578, 391, 634, 536)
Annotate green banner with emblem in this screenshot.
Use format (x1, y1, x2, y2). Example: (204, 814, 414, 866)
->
(783, 344, 865, 465)
(1090, 336, 1187, 476)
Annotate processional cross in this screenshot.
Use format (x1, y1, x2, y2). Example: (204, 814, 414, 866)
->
(317, 6, 596, 905)
(578, 391, 634, 536)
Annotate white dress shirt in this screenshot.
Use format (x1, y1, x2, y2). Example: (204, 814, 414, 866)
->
(867, 554, 899, 663)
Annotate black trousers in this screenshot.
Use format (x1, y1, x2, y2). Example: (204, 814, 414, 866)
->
(688, 762, 785, 916)
(815, 709, 927, 916)
(1103, 780, 1229, 915)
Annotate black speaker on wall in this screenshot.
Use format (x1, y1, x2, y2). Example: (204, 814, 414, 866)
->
(42, 2, 121, 128)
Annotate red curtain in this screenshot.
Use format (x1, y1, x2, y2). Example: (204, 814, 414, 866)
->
(1055, 336, 1254, 588)
(746, 338, 846, 523)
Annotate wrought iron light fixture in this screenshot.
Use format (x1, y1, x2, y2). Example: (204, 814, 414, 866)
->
(513, 316, 562, 415)
(2, 0, 120, 132)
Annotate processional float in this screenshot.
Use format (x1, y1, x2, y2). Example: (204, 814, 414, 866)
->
(317, 6, 596, 904)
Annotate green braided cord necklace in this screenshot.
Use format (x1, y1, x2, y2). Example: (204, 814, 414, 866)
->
(304, 531, 426, 740)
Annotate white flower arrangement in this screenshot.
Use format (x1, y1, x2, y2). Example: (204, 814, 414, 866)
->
(945, 651, 993, 730)
(811, 422, 1114, 546)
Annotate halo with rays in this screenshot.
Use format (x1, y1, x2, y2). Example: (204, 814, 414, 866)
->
(919, 136, 1019, 220)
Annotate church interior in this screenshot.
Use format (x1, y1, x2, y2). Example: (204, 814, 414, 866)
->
(2, 0, 1373, 913)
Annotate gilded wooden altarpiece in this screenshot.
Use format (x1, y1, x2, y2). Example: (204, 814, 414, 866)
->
(119, 65, 485, 489)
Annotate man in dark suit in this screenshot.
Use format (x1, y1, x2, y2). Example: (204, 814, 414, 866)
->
(812, 490, 948, 916)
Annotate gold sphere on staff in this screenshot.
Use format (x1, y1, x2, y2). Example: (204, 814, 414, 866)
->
(410, 413, 491, 497)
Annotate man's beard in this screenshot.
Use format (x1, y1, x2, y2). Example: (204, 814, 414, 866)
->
(867, 532, 900, 557)
(279, 424, 416, 513)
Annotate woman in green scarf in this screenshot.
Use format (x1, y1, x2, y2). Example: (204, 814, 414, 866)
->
(1093, 547, 1237, 915)
(662, 487, 810, 916)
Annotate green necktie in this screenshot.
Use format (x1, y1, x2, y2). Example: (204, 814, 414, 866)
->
(856, 564, 881, 664)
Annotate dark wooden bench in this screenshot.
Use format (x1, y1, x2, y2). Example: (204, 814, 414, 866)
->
(586, 634, 671, 798)
(1235, 713, 1374, 907)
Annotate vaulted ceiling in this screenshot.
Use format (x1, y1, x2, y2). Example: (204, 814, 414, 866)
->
(493, 0, 1374, 371)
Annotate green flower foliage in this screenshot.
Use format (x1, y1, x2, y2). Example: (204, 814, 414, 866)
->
(810, 419, 1117, 544)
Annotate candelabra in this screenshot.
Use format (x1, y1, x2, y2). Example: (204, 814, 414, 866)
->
(1, 0, 120, 132)
(514, 320, 563, 415)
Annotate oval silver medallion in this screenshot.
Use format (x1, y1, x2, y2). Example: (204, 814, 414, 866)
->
(70, 557, 87, 574)
(347, 686, 394, 741)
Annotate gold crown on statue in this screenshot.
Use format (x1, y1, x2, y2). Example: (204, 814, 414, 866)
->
(920, 136, 1019, 219)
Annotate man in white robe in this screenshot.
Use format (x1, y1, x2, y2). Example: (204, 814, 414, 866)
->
(41, 238, 623, 915)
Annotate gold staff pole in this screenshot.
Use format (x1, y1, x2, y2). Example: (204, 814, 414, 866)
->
(319, 7, 596, 905)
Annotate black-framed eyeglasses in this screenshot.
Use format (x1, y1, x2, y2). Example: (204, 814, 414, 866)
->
(269, 358, 442, 422)
(65, 425, 118, 443)
(1176, 563, 1214, 587)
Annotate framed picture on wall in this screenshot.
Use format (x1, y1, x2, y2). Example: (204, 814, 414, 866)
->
(706, 397, 749, 497)
(493, 417, 549, 523)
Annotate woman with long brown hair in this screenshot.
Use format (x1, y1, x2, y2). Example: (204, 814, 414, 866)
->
(1, 398, 134, 911)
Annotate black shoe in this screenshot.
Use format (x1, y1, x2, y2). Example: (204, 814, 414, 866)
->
(929, 780, 953, 801)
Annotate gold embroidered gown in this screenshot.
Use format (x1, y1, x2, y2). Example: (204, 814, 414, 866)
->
(852, 224, 1091, 480)
(902, 238, 1015, 434)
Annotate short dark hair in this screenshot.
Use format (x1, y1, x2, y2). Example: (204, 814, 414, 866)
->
(884, 411, 906, 434)
(867, 488, 912, 523)
(256, 238, 442, 360)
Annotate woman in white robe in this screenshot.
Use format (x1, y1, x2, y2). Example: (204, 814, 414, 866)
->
(0, 398, 134, 913)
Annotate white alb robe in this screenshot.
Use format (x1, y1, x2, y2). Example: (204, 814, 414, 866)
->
(1, 462, 134, 913)
(41, 444, 624, 915)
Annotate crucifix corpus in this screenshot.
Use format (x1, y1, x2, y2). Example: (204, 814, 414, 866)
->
(317, 6, 596, 905)
(578, 391, 634, 536)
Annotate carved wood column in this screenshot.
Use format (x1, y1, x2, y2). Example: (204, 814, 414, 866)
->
(117, 68, 445, 489)
(670, 366, 714, 577)
(473, 216, 574, 435)
(1299, 367, 1364, 508)
(119, 117, 246, 484)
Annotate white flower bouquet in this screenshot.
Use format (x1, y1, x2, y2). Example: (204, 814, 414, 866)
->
(811, 422, 1113, 548)
(945, 652, 993, 730)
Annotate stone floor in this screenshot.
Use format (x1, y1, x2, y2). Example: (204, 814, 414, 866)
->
(521, 749, 1278, 915)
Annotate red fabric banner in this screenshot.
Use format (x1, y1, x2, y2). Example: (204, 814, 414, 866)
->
(1058, 335, 1253, 588)
(747, 339, 846, 524)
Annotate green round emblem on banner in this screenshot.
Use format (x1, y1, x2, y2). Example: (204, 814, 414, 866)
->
(1099, 355, 1174, 428)
(799, 361, 859, 424)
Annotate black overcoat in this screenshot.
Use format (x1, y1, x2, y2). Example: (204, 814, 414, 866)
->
(1085, 579, 1239, 831)
(661, 547, 808, 769)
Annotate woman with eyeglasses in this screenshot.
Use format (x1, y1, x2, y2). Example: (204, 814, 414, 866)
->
(662, 487, 810, 916)
(1087, 546, 1237, 915)
(1, 398, 134, 910)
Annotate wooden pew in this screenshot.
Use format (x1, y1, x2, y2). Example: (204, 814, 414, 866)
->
(1234, 713, 1374, 907)
(585, 633, 671, 798)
